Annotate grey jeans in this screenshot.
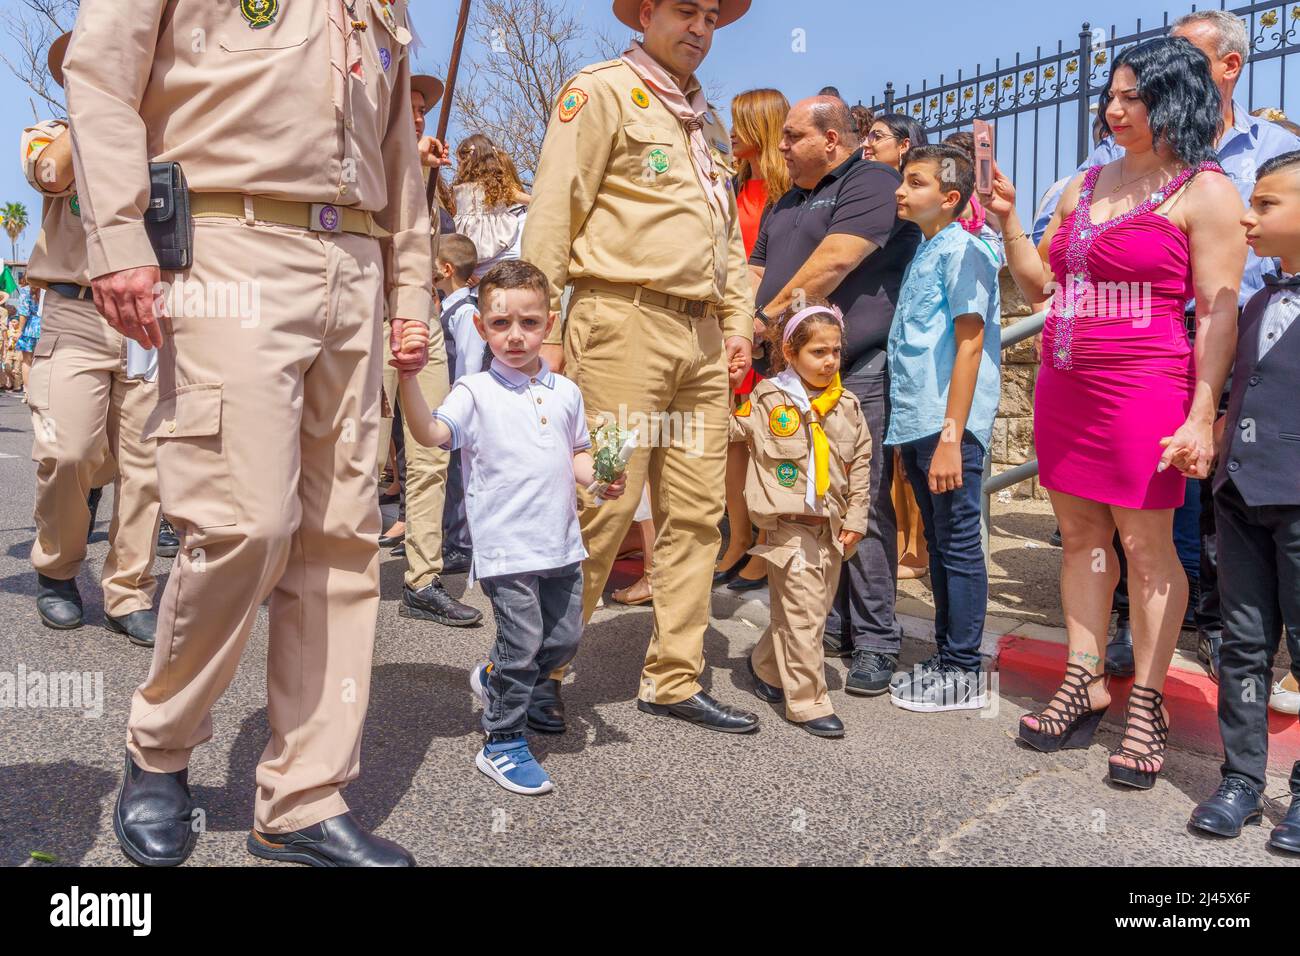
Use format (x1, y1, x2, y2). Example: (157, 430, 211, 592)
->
(480, 562, 584, 736)
(824, 354, 902, 654)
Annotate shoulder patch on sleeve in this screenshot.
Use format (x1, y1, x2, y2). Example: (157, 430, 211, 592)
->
(734, 400, 752, 418)
(558, 87, 589, 122)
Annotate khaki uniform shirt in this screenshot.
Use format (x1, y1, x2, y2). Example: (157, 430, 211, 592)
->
(520, 58, 752, 344)
(22, 120, 89, 288)
(730, 377, 873, 550)
(63, 0, 431, 322)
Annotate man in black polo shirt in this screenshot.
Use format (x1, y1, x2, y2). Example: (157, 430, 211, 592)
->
(751, 96, 922, 695)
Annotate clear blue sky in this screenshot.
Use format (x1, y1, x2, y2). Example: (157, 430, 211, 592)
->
(4, 0, 1295, 261)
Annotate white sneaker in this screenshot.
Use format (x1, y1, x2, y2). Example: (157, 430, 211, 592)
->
(470, 661, 491, 709)
(1269, 672, 1300, 715)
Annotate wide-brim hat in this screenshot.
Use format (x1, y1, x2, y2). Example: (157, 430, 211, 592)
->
(48, 31, 71, 90)
(411, 74, 445, 107)
(612, 0, 750, 31)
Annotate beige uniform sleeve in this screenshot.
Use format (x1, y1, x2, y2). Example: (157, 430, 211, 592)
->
(63, 0, 166, 278)
(22, 121, 73, 197)
(728, 398, 754, 444)
(842, 405, 873, 535)
(520, 73, 620, 338)
(719, 192, 753, 343)
(375, 31, 433, 325)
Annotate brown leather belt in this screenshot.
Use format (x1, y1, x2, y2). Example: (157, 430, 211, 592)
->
(573, 278, 715, 319)
(779, 514, 828, 526)
(190, 193, 390, 238)
(47, 282, 93, 300)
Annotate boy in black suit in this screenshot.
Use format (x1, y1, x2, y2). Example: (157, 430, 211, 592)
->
(1188, 150, 1300, 853)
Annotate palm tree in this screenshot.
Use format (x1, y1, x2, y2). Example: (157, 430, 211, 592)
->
(2, 202, 30, 263)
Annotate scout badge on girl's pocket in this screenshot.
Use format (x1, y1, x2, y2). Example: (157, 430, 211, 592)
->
(587, 422, 638, 507)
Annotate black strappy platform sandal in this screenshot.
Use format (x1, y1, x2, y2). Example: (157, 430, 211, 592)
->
(1108, 684, 1169, 790)
(1018, 662, 1109, 753)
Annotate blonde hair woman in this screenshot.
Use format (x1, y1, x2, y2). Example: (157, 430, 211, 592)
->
(717, 88, 791, 591)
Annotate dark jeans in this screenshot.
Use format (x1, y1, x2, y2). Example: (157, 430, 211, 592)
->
(479, 562, 584, 736)
(442, 451, 471, 551)
(824, 357, 900, 654)
(897, 429, 988, 673)
(1213, 481, 1300, 795)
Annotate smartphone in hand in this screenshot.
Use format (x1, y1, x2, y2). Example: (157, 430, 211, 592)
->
(973, 119, 995, 196)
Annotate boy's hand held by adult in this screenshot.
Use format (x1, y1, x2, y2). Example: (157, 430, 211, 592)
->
(601, 473, 627, 500)
(389, 317, 429, 378)
(91, 265, 165, 349)
(838, 529, 863, 551)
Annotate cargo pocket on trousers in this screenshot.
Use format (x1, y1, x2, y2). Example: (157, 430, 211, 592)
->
(144, 383, 238, 530)
(26, 333, 57, 411)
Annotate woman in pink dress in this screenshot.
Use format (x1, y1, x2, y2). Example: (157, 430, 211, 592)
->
(988, 37, 1244, 788)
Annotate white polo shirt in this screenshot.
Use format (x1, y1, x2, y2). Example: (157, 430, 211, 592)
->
(433, 358, 591, 580)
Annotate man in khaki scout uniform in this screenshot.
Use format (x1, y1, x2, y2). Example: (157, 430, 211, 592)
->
(522, 0, 759, 734)
(23, 32, 163, 648)
(65, 0, 430, 867)
(375, 71, 480, 626)
(730, 366, 871, 736)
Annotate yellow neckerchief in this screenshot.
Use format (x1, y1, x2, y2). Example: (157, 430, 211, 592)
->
(808, 374, 844, 497)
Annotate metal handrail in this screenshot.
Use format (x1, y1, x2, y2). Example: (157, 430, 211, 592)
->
(981, 308, 1046, 559)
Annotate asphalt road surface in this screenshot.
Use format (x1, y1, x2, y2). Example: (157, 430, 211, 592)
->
(0, 390, 1296, 867)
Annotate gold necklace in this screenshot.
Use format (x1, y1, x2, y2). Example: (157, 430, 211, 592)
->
(1109, 157, 1168, 194)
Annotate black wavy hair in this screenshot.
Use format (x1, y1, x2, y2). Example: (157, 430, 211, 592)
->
(872, 113, 929, 151)
(1096, 36, 1221, 166)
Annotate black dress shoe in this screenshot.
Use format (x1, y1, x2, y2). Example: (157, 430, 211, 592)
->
(747, 656, 783, 703)
(637, 691, 759, 734)
(378, 530, 405, 549)
(248, 811, 414, 867)
(1197, 629, 1222, 683)
(1105, 616, 1134, 677)
(726, 573, 767, 593)
(801, 714, 845, 738)
(105, 609, 157, 648)
(1189, 777, 1263, 838)
(389, 541, 406, 558)
(399, 579, 482, 626)
(713, 556, 745, 587)
(155, 519, 180, 558)
(527, 678, 566, 734)
(37, 574, 83, 630)
(113, 753, 198, 867)
(441, 546, 472, 575)
(1269, 794, 1300, 854)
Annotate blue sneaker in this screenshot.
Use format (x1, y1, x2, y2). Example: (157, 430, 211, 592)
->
(470, 662, 491, 709)
(476, 737, 553, 795)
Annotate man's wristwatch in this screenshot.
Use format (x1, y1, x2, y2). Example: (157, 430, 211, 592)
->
(755, 306, 772, 329)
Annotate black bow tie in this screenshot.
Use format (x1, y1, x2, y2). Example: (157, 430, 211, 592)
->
(1263, 272, 1300, 288)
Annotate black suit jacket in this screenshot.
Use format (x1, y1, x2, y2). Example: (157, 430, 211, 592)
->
(1214, 285, 1300, 507)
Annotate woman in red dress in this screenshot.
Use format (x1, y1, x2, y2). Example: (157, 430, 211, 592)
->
(716, 88, 791, 587)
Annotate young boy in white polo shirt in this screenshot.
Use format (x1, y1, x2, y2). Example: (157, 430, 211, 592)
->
(399, 259, 624, 795)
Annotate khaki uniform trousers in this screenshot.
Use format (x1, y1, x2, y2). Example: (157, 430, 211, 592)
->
(29, 293, 161, 616)
(378, 318, 450, 589)
(559, 285, 728, 705)
(126, 218, 384, 834)
(751, 518, 842, 722)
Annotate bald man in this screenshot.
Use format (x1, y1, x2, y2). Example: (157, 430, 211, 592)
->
(750, 96, 922, 697)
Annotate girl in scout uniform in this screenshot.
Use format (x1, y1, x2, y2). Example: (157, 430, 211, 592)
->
(729, 299, 873, 737)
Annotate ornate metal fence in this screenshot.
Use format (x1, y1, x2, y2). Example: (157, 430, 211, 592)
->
(866, 2, 1300, 220)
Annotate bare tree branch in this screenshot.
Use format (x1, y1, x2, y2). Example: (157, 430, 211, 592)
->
(1, 0, 79, 117)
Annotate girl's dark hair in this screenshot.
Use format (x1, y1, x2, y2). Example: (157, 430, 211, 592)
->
(872, 113, 928, 153)
(766, 295, 842, 373)
(943, 130, 974, 159)
(1096, 36, 1221, 166)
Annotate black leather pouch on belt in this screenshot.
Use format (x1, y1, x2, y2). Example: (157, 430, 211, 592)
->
(145, 162, 193, 270)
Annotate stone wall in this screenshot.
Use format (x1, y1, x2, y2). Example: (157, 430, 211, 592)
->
(991, 267, 1050, 500)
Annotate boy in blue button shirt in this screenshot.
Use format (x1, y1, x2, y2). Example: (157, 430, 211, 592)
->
(887, 144, 1002, 713)
(399, 260, 625, 795)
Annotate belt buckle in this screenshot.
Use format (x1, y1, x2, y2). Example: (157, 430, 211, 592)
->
(685, 300, 707, 319)
(309, 203, 343, 233)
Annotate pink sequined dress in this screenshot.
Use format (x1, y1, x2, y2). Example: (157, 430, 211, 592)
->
(1034, 161, 1223, 510)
